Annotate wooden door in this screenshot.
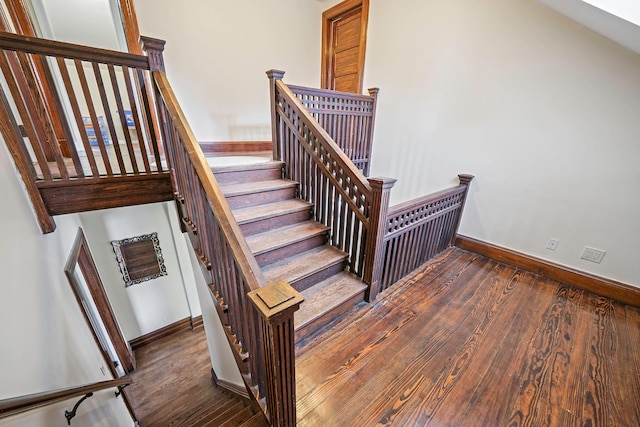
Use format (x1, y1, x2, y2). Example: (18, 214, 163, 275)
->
(321, 0, 369, 94)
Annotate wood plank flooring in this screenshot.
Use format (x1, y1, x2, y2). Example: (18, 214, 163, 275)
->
(126, 327, 267, 426)
(295, 248, 640, 426)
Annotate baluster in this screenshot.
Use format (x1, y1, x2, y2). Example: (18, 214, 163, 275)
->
(248, 280, 303, 427)
(363, 177, 396, 302)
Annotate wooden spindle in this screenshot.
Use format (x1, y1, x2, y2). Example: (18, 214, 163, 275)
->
(248, 280, 303, 427)
(363, 177, 396, 302)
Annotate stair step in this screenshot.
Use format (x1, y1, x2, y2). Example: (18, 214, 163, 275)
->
(233, 199, 312, 236)
(246, 221, 329, 266)
(263, 246, 347, 292)
(219, 406, 255, 427)
(295, 272, 367, 338)
(221, 179, 297, 209)
(240, 412, 269, 427)
(201, 400, 247, 427)
(213, 160, 282, 185)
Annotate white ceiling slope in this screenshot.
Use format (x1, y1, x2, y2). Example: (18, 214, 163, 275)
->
(537, 0, 640, 54)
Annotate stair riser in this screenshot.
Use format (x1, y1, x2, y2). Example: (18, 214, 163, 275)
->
(226, 187, 297, 209)
(295, 290, 366, 342)
(255, 234, 327, 267)
(290, 261, 346, 293)
(239, 209, 312, 236)
(214, 167, 282, 185)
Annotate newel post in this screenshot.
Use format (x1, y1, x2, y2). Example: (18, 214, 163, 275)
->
(363, 177, 396, 302)
(140, 36, 165, 72)
(451, 174, 475, 245)
(267, 70, 285, 161)
(365, 88, 379, 177)
(248, 280, 303, 427)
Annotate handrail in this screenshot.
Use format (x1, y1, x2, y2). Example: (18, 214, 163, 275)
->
(0, 32, 169, 233)
(147, 47, 301, 426)
(0, 32, 149, 68)
(152, 71, 265, 291)
(0, 377, 131, 420)
(268, 70, 394, 301)
(380, 174, 474, 291)
(286, 84, 378, 176)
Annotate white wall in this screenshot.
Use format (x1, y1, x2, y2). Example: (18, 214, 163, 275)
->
(78, 202, 193, 340)
(364, 0, 640, 286)
(134, 0, 327, 141)
(0, 143, 133, 425)
(186, 239, 244, 387)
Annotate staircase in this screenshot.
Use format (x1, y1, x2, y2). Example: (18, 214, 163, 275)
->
(214, 160, 368, 339)
(176, 389, 268, 427)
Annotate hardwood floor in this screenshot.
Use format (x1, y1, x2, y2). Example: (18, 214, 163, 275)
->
(126, 327, 266, 426)
(295, 248, 640, 426)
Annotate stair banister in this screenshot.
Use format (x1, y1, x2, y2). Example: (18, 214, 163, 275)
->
(144, 40, 300, 426)
(268, 70, 394, 302)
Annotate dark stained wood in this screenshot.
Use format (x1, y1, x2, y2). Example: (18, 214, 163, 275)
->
(64, 228, 135, 374)
(380, 175, 474, 292)
(200, 140, 273, 154)
(127, 327, 267, 427)
(295, 248, 640, 426)
(37, 173, 173, 215)
(456, 234, 640, 308)
(0, 31, 149, 68)
(129, 317, 192, 350)
(321, 0, 370, 94)
(248, 280, 304, 427)
(287, 84, 377, 176)
(0, 77, 55, 232)
(363, 177, 395, 301)
(0, 377, 131, 420)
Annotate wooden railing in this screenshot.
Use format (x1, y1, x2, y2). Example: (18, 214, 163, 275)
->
(268, 70, 394, 302)
(0, 32, 172, 233)
(0, 377, 132, 421)
(379, 175, 474, 292)
(146, 43, 302, 427)
(287, 84, 378, 176)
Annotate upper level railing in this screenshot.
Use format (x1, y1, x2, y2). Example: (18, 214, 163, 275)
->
(287, 84, 377, 176)
(380, 175, 474, 292)
(0, 377, 133, 423)
(145, 43, 302, 427)
(0, 32, 172, 233)
(268, 70, 394, 302)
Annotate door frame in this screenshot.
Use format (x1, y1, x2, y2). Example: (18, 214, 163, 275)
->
(321, 0, 370, 93)
(65, 228, 135, 375)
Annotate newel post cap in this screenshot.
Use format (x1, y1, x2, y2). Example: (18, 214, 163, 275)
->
(266, 69, 285, 80)
(369, 177, 397, 191)
(368, 88, 380, 96)
(458, 174, 475, 186)
(140, 36, 166, 72)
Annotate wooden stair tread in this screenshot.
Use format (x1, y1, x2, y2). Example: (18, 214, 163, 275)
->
(220, 179, 296, 197)
(232, 199, 312, 224)
(295, 272, 367, 330)
(240, 412, 269, 427)
(246, 221, 329, 256)
(218, 405, 255, 427)
(262, 246, 346, 285)
(211, 160, 282, 174)
(202, 400, 246, 427)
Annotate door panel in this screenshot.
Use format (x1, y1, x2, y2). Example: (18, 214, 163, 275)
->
(322, 0, 369, 94)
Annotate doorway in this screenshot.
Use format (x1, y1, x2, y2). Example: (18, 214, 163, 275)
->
(65, 228, 135, 376)
(321, 0, 370, 94)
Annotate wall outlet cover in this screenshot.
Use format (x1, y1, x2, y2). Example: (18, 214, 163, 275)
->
(581, 247, 606, 263)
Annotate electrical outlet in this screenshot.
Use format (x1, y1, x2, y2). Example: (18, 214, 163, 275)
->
(546, 238, 559, 251)
(581, 247, 605, 263)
